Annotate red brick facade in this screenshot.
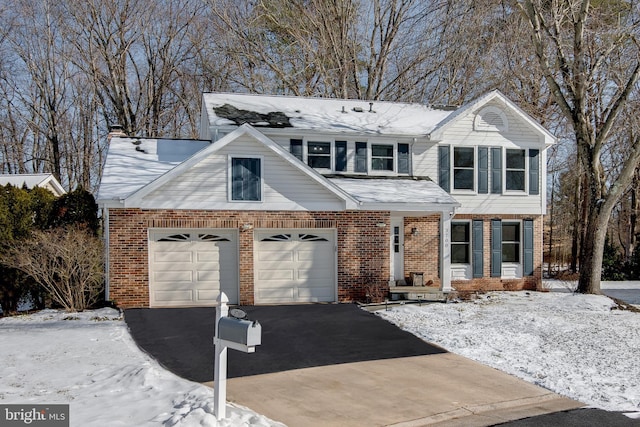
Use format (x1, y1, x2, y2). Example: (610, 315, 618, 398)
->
(107, 209, 391, 307)
(106, 209, 543, 308)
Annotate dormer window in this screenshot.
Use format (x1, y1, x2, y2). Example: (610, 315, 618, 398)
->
(474, 106, 508, 132)
(289, 139, 410, 175)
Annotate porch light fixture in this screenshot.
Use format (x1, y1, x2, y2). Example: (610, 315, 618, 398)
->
(241, 224, 253, 231)
(411, 227, 419, 236)
(376, 222, 386, 228)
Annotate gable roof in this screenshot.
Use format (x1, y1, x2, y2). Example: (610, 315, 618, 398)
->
(113, 125, 359, 209)
(428, 90, 556, 145)
(0, 173, 66, 196)
(202, 93, 454, 136)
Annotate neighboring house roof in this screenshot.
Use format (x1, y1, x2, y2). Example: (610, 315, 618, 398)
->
(428, 90, 556, 145)
(0, 173, 66, 196)
(329, 177, 460, 212)
(202, 93, 454, 136)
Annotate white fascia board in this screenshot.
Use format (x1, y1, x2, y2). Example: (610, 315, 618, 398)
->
(357, 202, 460, 213)
(41, 175, 66, 195)
(97, 199, 125, 209)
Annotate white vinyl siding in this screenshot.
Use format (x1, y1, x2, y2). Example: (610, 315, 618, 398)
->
(413, 101, 546, 215)
(138, 136, 345, 210)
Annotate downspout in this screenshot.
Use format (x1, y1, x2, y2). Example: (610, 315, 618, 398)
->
(440, 209, 453, 292)
(103, 207, 110, 302)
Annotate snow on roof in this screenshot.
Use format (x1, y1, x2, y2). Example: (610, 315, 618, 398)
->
(97, 137, 210, 201)
(202, 93, 454, 136)
(329, 177, 460, 209)
(0, 173, 65, 195)
(0, 173, 53, 188)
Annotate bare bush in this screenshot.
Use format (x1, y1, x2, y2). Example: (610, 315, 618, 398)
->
(1, 226, 104, 312)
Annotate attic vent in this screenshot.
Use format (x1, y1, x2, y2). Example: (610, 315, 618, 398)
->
(474, 106, 508, 132)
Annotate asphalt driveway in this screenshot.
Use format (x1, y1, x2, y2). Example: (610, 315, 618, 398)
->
(124, 303, 445, 383)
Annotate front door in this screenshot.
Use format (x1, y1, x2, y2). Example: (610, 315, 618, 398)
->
(391, 218, 404, 282)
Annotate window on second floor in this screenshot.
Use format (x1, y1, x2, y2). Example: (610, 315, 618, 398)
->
(230, 157, 261, 201)
(453, 147, 474, 190)
(371, 144, 394, 171)
(307, 141, 331, 169)
(505, 149, 526, 191)
(290, 139, 409, 175)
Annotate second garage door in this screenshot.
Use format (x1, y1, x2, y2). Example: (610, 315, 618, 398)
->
(254, 230, 336, 304)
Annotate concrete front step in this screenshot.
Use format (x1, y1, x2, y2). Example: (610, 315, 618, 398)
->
(390, 286, 449, 302)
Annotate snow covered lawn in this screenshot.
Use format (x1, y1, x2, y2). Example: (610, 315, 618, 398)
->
(0, 308, 284, 427)
(378, 290, 640, 418)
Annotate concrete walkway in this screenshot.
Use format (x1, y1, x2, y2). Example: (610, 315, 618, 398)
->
(221, 353, 582, 426)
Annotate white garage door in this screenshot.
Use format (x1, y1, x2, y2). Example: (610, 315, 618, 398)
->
(255, 230, 336, 304)
(149, 229, 238, 307)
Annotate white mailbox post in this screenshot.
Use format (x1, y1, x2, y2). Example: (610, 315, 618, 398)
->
(213, 292, 262, 420)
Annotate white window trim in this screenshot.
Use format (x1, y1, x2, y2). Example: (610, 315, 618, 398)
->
(451, 146, 477, 194)
(370, 142, 398, 176)
(503, 148, 528, 195)
(227, 154, 264, 203)
(501, 220, 522, 278)
(450, 220, 471, 266)
(297, 138, 409, 176)
(305, 140, 334, 172)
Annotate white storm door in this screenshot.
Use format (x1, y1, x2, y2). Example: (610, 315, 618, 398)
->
(391, 218, 404, 281)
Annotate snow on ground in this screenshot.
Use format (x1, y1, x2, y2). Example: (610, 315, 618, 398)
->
(0, 308, 285, 427)
(378, 289, 640, 419)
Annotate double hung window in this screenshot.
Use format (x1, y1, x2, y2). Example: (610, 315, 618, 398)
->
(453, 147, 474, 190)
(505, 149, 526, 191)
(502, 222, 520, 263)
(451, 222, 470, 264)
(307, 141, 331, 169)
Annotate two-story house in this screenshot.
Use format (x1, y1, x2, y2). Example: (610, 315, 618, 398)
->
(97, 90, 554, 308)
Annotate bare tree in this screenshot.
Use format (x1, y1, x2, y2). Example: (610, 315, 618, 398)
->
(516, 0, 640, 293)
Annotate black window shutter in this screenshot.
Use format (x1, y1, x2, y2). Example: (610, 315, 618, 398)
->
(491, 148, 502, 194)
(290, 139, 303, 161)
(478, 147, 488, 194)
(523, 219, 534, 276)
(438, 145, 450, 192)
(397, 143, 410, 174)
(529, 149, 540, 195)
(472, 219, 484, 278)
(355, 142, 367, 173)
(335, 141, 347, 171)
(491, 219, 502, 277)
